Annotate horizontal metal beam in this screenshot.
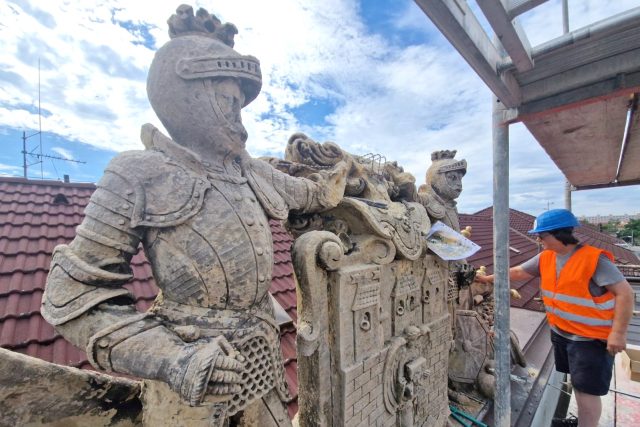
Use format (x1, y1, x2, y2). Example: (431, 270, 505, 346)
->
(500, 7, 640, 72)
(414, 0, 521, 107)
(572, 179, 640, 191)
(517, 67, 640, 119)
(477, 0, 534, 72)
(507, 0, 551, 18)
(522, 48, 640, 104)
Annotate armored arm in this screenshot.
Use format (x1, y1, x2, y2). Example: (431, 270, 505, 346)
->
(248, 157, 349, 215)
(42, 167, 143, 339)
(42, 158, 242, 405)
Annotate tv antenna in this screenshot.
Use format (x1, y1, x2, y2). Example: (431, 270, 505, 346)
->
(21, 59, 86, 180)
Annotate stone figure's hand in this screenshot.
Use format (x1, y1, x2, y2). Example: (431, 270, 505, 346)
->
(606, 330, 627, 356)
(170, 335, 244, 406)
(206, 337, 245, 398)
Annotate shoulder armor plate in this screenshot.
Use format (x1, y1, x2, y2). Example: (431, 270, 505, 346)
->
(42, 246, 134, 325)
(101, 150, 211, 228)
(418, 191, 446, 220)
(244, 159, 289, 220)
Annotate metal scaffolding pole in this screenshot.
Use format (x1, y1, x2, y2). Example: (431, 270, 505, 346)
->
(492, 96, 511, 426)
(562, 0, 569, 34)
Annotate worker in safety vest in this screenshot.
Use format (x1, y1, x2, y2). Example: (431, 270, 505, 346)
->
(476, 209, 634, 427)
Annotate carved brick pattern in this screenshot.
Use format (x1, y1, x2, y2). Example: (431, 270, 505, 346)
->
(341, 316, 450, 426)
(350, 267, 381, 311)
(343, 350, 387, 426)
(418, 315, 450, 424)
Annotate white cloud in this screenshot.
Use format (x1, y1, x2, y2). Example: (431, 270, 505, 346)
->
(51, 146, 74, 160)
(0, 162, 22, 175)
(0, 0, 638, 217)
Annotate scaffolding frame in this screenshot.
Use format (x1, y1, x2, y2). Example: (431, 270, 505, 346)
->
(414, 1, 640, 425)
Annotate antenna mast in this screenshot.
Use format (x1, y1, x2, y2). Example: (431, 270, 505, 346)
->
(21, 58, 86, 179)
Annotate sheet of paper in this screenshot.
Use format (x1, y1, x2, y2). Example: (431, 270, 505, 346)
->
(426, 221, 481, 261)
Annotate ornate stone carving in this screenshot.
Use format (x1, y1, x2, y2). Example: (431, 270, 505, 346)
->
(287, 137, 450, 426)
(42, 5, 350, 425)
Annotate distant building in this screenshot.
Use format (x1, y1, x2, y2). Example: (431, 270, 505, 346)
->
(580, 213, 640, 225)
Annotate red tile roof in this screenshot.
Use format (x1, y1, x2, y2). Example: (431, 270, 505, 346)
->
(0, 177, 299, 415)
(2, 177, 636, 420)
(460, 213, 545, 311)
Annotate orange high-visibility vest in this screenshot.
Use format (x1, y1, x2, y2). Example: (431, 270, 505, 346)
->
(540, 245, 615, 340)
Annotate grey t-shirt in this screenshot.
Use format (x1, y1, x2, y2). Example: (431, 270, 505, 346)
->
(521, 244, 624, 341)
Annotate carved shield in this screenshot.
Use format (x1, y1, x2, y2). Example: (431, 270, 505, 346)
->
(449, 310, 490, 383)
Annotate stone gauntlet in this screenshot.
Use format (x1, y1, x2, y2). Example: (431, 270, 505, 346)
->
(87, 314, 244, 406)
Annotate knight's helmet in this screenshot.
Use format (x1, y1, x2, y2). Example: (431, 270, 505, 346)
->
(147, 4, 261, 142)
(425, 150, 467, 200)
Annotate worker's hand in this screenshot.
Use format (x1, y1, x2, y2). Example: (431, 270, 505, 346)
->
(606, 330, 627, 356)
(475, 274, 494, 285)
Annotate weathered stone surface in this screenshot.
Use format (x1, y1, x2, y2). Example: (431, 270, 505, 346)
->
(418, 150, 526, 403)
(41, 5, 349, 425)
(284, 138, 450, 426)
(0, 348, 142, 427)
(417, 150, 495, 401)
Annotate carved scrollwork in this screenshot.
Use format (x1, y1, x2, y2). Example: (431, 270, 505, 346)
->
(292, 231, 345, 357)
(336, 198, 429, 261)
(323, 219, 352, 252)
(292, 231, 348, 426)
(286, 133, 344, 167)
(351, 236, 396, 265)
(376, 202, 430, 261)
(318, 241, 344, 271)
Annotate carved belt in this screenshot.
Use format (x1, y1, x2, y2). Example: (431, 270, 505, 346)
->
(150, 297, 291, 415)
(151, 297, 279, 334)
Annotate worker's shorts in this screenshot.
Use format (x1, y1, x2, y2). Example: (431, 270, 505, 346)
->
(551, 329, 614, 396)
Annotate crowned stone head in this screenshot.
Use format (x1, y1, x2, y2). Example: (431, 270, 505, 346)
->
(147, 5, 261, 151)
(426, 150, 467, 201)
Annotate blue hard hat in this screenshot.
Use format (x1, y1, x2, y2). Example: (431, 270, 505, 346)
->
(528, 209, 580, 234)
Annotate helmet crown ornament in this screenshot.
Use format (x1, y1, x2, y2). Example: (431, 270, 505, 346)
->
(168, 4, 238, 47)
(430, 150, 467, 175)
(147, 4, 263, 142)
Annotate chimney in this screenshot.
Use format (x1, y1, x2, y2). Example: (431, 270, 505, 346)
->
(63, 174, 70, 183)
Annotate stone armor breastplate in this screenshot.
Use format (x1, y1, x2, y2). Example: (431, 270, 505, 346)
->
(144, 176, 274, 310)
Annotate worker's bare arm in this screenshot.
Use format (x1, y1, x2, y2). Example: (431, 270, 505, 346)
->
(475, 265, 534, 284)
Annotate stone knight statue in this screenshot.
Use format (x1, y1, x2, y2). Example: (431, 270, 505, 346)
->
(418, 150, 466, 231)
(418, 150, 525, 403)
(42, 5, 348, 426)
(418, 150, 474, 311)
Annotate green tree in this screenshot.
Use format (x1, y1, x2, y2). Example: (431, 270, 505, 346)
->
(618, 219, 640, 245)
(601, 220, 620, 234)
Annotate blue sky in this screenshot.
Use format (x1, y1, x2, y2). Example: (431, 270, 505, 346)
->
(1, 0, 638, 217)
